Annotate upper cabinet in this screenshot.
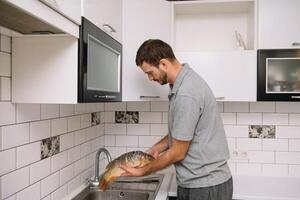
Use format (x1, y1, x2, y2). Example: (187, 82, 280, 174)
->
(171, 0, 257, 101)
(1, 0, 80, 38)
(122, 0, 171, 101)
(83, 0, 122, 43)
(39, 0, 81, 25)
(258, 0, 300, 49)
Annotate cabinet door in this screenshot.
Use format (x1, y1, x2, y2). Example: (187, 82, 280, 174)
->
(83, 0, 122, 43)
(122, 0, 171, 101)
(258, 0, 300, 49)
(12, 36, 78, 104)
(39, 0, 81, 24)
(176, 51, 257, 102)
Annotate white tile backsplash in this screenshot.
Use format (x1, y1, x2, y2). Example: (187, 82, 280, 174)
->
(138, 136, 162, 148)
(236, 163, 261, 175)
(127, 101, 150, 111)
(51, 151, 68, 173)
(276, 126, 300, 138)
(248, 151, 275, 163)
(116, 136, 138, 147)
(105, 124, 126, 135)
(262, 139, 288, 151)
(150, 124, 168, 136)
(0, 123, 29, 150)
(75, 104, 87, 115)
(290, 114, 300, 125)
(30, 158, 51, 184)
(40, 172, 60, 198)
(220, 113, 236, 125)
(289, 139, 300, 151)
(30, 120, 51, 142)
(1, 35, 11, 53)
(60, 133, 74, 151)
(16, 181, 40, 200)
(250, 102, 275, 113)
(16, 104, 40, 123)
(224, 125, 248, 138)
(0, 102, 15, 126)
(51, 118, 68, 137)
(276, 102, 300, 113)
(16, 142, 40, 168)
(41, 104, 59, 120)
(59, 105, 74, 117)
(0, 77, 11, 101)
(263, 113, 289, 125)
(105, 102, 126, 111)
(224, 102, 249, 112)
(236, 138, 262, 150)
(50, 184, 67, 200)
(0, 148, 16, 176)
(139, 112, 162, 123)
(150, 101, 168, 111)
(276, 152, 300, 164)
(67, 116, 81, 132)
(127, 124, 150, 135)
(0, 52, 11, 76)
(1, 167, 29, 199)
(237, 113, 262, 125)
(60, 164, 74, 185)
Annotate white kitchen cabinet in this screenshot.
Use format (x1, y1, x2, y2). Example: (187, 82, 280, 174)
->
(258, 0, 300, 49)
(12, 35, 78, 104)
(39, 0, 81, 25)
(122, 0, 171, 101)
(176, 51, 257, 102)
(171, 0, 257, 101)
(83, 0, 122, 43)
(4, 0, 79, 38)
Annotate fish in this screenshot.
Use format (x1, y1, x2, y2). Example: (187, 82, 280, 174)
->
(99, 151, 155, 191)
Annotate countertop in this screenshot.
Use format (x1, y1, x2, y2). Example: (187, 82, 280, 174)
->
(168, 174, 300, 200)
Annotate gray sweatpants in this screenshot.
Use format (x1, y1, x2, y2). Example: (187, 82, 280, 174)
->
(177, 177, 233, 200)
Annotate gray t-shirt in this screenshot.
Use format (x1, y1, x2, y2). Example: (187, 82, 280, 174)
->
(168, 63, 231, 188)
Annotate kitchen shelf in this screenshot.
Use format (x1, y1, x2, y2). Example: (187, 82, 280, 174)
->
(171, 0, 256, 51)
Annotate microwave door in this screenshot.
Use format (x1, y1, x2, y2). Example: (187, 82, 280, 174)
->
(266, 58, 300, 94)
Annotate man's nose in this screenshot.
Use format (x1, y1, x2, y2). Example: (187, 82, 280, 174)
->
(148, 75, 153, 81)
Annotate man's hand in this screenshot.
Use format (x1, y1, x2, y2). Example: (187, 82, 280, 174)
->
(146, 148, 159, 159)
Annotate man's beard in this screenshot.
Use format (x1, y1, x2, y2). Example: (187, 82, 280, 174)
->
(160, 72, 168, 85)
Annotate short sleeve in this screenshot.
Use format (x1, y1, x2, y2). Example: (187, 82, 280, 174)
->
(170, 95, 202, 141)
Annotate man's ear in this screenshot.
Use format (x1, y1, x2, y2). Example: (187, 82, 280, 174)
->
(158, 59, 169, 72)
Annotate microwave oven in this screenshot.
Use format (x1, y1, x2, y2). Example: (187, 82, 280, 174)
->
(78, 17, 122, 102)
(257, 49, 300, 101)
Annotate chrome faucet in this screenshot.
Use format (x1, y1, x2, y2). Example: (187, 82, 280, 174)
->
(89, 147, 112, 188)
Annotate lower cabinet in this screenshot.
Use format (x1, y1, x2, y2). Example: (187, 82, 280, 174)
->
(176, 50, 257, 102)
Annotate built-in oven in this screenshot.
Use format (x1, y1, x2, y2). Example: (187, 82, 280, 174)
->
(257, 49, 300, 101)
(78, 17, 122, 102)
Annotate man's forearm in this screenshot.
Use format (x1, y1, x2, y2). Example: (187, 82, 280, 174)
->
(150, 134, 169, 154)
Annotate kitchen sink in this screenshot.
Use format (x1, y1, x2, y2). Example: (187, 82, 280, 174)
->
(72, 174, 164, 200)
(72, 188, 153, 200)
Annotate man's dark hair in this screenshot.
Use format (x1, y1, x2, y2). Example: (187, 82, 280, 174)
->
(135, 39, 176, 67)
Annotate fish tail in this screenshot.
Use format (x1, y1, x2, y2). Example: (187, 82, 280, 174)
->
(99, 176, 116, 191)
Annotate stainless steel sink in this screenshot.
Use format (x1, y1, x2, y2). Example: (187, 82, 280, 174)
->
(72, 174, 164, 200)
(73, 188, 153, 200)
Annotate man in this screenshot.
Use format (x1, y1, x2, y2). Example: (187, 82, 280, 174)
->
(121, 39, 232, 200)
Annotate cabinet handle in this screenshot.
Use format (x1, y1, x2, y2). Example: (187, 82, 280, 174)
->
(140, 96, 160, 99)
(215, 97, 225, 100)
(102, 24, 116, 33)
(292, 42, 300, 46)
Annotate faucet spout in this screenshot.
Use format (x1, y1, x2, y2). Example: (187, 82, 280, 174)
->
(90, 147, 112, 187)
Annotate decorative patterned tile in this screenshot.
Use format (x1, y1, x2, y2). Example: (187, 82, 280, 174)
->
(249, 125, 275, 138)
(91, 112, 101, 126)
(41, 136, 60, 159)
(115, 111, 139, 124)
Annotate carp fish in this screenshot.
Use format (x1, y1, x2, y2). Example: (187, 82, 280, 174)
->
(99, 151, 155, 191)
